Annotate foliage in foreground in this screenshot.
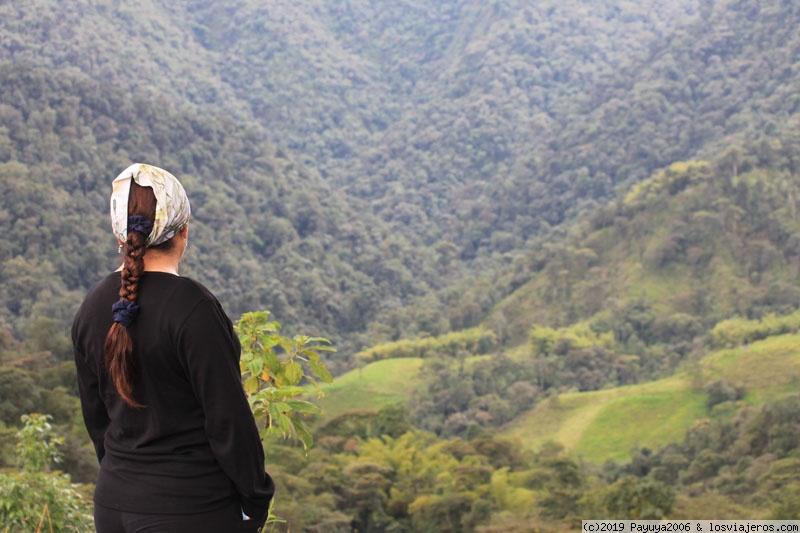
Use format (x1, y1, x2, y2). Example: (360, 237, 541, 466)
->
(0, 414, 92, 532)
(237, 310, 335, 452)
(237, 310, 335, 529)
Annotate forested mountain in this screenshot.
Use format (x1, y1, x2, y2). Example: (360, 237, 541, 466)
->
(329, 129, 800, 440)
(181, 0, 800, 259)
(175, 0, 704, 249)
(0, 64, 442, 370)
(4, 0, 800, 364)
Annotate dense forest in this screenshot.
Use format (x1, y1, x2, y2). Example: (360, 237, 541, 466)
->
(2, 0, 800, 530)
(0, 64, 443, 369)
(3, 0, 800, 363)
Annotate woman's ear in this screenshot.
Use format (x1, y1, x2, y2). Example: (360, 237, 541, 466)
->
(180, 225, 189, 239)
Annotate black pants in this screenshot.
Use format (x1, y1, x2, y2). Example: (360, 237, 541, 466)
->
(94, 501, 264, 533)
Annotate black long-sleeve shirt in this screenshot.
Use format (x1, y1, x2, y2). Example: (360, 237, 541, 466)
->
(72, 271, 274, 520)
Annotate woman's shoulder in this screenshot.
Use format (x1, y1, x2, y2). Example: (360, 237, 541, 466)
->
(144, 274, 224, 315)
(158, 276, 236, 333)
(78, 272, 122, 309)
(171, 274, 216, 300)
(73, 272, 122, 327)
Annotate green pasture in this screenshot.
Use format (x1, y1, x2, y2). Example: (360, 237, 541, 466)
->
(314, 357, 425, 417)
(701, 332, 800, 392)
(313, 331, 800, 463)
(502, 376, 705, 462)
(504, 331, 800, 462)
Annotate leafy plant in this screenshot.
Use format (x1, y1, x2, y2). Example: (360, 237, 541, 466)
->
(0, 414, 92, 532)
(236, 311, 335, 452)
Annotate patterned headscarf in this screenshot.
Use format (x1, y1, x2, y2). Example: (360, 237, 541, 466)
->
(110, 163, 191, 246)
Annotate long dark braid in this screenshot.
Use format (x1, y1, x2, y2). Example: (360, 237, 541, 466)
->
(103, 182, 155, 408)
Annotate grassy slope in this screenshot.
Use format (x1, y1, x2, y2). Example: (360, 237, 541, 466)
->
(315, 353, 496, 418)
(504, 377, 706, 463)
(503, 332, 800, 462)
(314, 357, 426, 418)
(315, 331, 800, 463)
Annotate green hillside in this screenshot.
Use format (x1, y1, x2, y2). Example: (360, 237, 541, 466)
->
(489, 148, 800, 344)
(299, 312, 800, 527)
(315, 142, 800, 462)
(506, 330, 800, 462)
(4, 0, 800, 358)
(315, 357, 426, 417)
(316, 328, 800, 464)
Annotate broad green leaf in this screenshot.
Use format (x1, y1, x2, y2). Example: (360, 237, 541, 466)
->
(307, 358, 333, 383)
(284, 400, 321, 414)
(243, 375, 260, 395)
(304, 345, 337, 353)
(305, 336, 332, 344)
(260, 333, 281, 348)
(290, 418, 314, 452)
(275, 412, 293, 436)
(268, 386, 306, 400)
(248, 358, 263, 377)
(260, 427, 282, 440)
(276, 336, 293, 348)
(284, 361, 304, 385)
(269, 401, 290, 414)
(236, 310, 335, 450)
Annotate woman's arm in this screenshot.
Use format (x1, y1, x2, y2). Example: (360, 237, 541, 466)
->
(177, 298, 275, 522)
(72, 324, 110, 463)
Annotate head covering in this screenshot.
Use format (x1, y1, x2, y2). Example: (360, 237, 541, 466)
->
(110, 163, 191, 246)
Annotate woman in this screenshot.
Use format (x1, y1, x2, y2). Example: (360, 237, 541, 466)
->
(72, 163, 274, 532)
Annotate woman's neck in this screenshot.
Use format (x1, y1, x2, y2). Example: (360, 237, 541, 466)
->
(116, 250, 181, 275)
(143, 252, 181, 275)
